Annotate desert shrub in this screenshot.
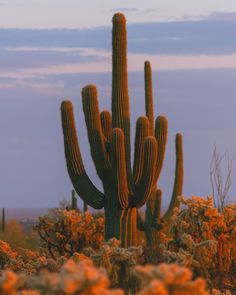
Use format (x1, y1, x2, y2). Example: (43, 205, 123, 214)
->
(161, 196, 236, 292)
(0, 221, 32, 251)
(37, 210, 104, 259)
(0, 258, 124, 295)
(0, 240, 17, 269)
(133, 263, 210, 295)
(0, 220, 41, 252)
(83, 238, 143, 293)
(0, 240, 232, 294)
(5, 248, 49, 275)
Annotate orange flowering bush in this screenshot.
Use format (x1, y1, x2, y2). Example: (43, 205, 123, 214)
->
(37, 210, 104, 259)
(5, 249, 50, 275)
(134, 263, 209, 295)
(0, 258, 124, 295)
(163, 196, 236, 292)
(0, 240, 17, 269)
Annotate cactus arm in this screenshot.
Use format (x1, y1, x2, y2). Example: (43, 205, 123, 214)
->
(133, 116, 149, 183)
(111, 13, 132, 190)
(82, 85, 111, 183)
(100, 110, 112, 141)
(61, 100, 105, 209)
(163, 133, 184, 222)
(110, 128, 129, 209)
(154, 116, 168, 181)
(132, 136, 158, 208)
(144, 61, 154, 135)
(152, 189, 162, 223)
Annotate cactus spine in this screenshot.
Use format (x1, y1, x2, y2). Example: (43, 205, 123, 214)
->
(137, 61, 184, 258)
(60, 13, 183, 248)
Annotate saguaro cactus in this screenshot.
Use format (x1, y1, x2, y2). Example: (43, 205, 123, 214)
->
(61, 13, 183, 247)
(71, 189, 88, 213)
(71, 189, 78, 211)
(1, 208, 5, 233)
(137, 62, 184, 258)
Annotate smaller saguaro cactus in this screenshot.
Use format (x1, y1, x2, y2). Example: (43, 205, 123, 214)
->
(1, 208, 5, 233)
(71, 189, 78, 211)
(71, 189, 88, 213)
(137, 61, 184, 259)
(83, 201, 88, 213)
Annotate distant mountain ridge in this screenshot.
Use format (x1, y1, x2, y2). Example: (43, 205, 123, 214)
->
(0, 206, 169, 221)
(0, 208, 51, 221)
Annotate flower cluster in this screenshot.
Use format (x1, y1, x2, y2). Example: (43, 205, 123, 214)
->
(0, 240, 17, 269)
(5, 248, 49, 275)
(37, 210, 104, 259)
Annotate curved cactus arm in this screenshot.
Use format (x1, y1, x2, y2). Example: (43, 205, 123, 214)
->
(111, 13, 132, 189)
(61, 100, 105, 209)
(133, 116, 149, 183)
(100, 110, 112, 141)
(163, 133, 184, 222)
(110, 128, 129, 209)
(82, 85, 111, 183)
(154, 116, 168, 182)
(144, 61, 154, 135)
(132, 136, 158, 208)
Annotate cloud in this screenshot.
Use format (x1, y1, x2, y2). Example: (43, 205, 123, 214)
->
(0, 46, 108, 70)
(141, 8, 157, 14)
(1, 11, 236, 85)
(1, 11, 236, 56)
(110, 7, 139, 13)
(206, 12, 236, 22)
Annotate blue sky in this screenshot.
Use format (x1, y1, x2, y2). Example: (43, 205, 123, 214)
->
(0, 1, 236, 208)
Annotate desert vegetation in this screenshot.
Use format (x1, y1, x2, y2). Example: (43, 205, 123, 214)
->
(0, 12, 235, 295)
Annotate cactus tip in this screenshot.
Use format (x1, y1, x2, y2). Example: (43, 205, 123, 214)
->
(61, 100, 73, 111)
(112, 13, 126, 23)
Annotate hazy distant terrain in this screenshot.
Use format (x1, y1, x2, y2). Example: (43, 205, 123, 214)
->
(2, 208, 51, 221)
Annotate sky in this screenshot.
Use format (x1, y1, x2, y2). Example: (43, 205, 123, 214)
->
(1, 0, 236, 208)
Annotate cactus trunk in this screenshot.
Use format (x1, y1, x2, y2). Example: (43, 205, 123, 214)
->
(105, 196, 137, 247)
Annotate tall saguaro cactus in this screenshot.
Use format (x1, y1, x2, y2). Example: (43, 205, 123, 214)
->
(60, 13, 183, 248)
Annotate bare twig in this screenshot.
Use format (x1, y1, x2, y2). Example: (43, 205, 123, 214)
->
(209, 145, 233, 211)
